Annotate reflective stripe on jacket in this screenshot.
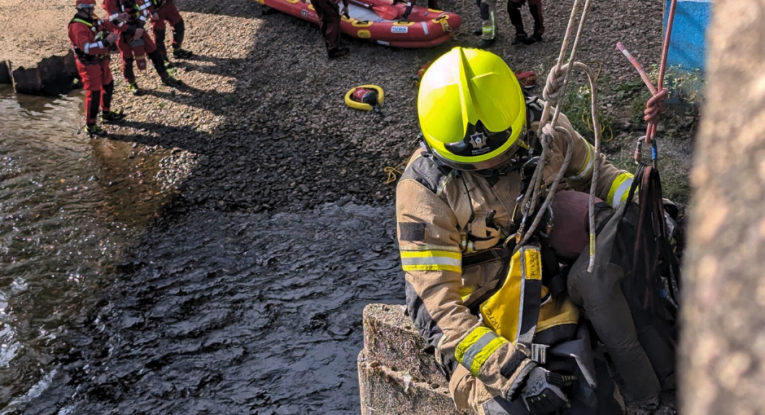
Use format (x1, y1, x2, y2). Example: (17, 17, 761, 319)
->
(68, 16, 112, 63)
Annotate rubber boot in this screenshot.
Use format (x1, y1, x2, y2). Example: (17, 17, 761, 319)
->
(477, 37, 495, 49)
(172, 48, 193, 59)
(512, 31, 528, 45)
(162, 76, 183, 86)
(523, 33, 543, 45)
(102, 109, 126, 123)
(328, 47, 350, 60)
(86, 124, 108, 137)
(128, 82, 143, 96)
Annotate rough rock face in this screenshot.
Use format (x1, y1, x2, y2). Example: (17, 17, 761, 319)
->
(9, 51, 78, 94)
(680, 1, 765, 414)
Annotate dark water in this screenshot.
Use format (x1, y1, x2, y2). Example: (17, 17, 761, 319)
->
(0, 84, 172, 411)
(0, 85, 404, 414)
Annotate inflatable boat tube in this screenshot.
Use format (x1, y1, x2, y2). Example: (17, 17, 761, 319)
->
(255, 0, 462, 48)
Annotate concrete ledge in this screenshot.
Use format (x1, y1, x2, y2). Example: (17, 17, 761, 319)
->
(362, 304, 447, 385)
(359, 304, 470, 415)
(358, 350, 468, 415)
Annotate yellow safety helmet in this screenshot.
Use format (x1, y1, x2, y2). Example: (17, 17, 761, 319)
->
(417, 47, 526, 171)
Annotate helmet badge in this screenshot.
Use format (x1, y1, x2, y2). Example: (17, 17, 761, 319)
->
(470, 131, 487, 149)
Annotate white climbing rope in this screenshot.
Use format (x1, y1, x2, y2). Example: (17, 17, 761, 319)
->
(514, 0, 602, 273)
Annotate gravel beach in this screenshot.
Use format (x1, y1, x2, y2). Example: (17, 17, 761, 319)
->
(95, 0, 690, 213)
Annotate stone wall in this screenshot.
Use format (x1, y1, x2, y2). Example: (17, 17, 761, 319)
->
(358, 304, 469, 415)
(680, 0, 765, 414)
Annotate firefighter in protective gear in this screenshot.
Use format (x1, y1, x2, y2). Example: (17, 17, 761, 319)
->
(474, 0, 497, 49)
(148, 0, 193, 67)
(397, 47, 659, 414)
(103, 0, 182, 95)
(69, 0, 125, 137)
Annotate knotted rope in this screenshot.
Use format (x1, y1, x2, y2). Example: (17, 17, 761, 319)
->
(513, 0, 602, 272)
(543, 64, 568, 102)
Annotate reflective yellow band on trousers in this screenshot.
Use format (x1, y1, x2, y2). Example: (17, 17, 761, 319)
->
(607, 172, 634, 208)
(401, 250, 461, 273)
(455, 327, 507, 376)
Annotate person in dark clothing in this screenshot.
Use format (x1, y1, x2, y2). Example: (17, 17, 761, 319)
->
(309, 0, 350, 59)
(507, 0, 544, 45)
(149, 0, 193, 67)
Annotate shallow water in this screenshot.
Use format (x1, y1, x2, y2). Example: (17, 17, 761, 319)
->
(0, 85, 174, 411)
(0, 85, 404, 414)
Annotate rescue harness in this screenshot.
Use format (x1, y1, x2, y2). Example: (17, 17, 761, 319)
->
(69, 16, 112, 63)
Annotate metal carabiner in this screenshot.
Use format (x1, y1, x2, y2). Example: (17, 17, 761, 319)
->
(633, 135, 658, 169)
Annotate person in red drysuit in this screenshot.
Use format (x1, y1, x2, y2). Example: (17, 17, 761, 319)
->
(147, 0, 193, 67)
(507, 0, 544, 45)
(103, 0, 181, 95)
(69, 0, 126, 137)
(309, 0, 350, 59)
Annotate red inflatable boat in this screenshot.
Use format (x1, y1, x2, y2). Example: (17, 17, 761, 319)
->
(256, 0, 462, 48)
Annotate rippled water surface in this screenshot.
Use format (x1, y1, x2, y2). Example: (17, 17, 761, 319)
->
(0, 85, 403, 414)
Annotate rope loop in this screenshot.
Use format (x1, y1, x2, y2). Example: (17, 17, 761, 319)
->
(543, 63, 570, 103)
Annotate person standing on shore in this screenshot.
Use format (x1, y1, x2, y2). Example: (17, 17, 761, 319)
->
(309, 0, 350, 59)
(474, 0, 498, 49)
(507, 0, 544, 45)
(69, 0, 126, 137)
(148, 0, 193, 68)
(103, 0, 182, 96)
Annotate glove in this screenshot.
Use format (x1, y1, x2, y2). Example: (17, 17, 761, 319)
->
(520, 366, 576, 414)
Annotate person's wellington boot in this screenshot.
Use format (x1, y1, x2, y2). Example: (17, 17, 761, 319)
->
(523, 33, 543, 45)
(128, 82, 143, 96)
(86, 124, 108, 137)
(162, 76, 183, 87)
(101, 109, 126, 124)
(328, 47, 350, 60)
(477, 38, 495, 49)
(512, 32, 528, 45)
(172, 48, 193, 59)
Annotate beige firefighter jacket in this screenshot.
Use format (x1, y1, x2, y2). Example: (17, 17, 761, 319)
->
(396, 100, 634, 402)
